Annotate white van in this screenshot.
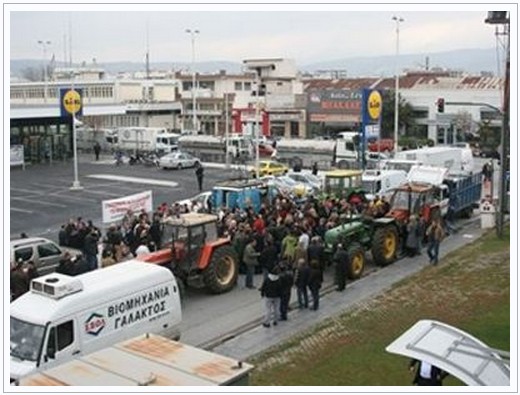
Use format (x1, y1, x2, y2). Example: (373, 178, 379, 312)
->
(10, 261, 182, 383)
(362, 169, 407, 200)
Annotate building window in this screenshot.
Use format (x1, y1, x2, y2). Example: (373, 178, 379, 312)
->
(235, 82, 242, 91)
(199, 81, 215, 90)
(182, 81, 193, 91)
(244, 82, 252, 91)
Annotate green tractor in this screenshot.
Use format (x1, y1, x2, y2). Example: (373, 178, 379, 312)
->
(324, 216, 400, 279)
(322, 169, 367, 205)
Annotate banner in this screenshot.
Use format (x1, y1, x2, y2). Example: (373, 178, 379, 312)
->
(10, 145, 25, 167)
(102, 190, 153, 223)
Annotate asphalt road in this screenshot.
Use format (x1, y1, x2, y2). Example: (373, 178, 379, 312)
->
(9, 154, 230, 239)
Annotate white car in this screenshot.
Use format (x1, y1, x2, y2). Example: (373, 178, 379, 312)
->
(160, 152, 200, 170)
(176, 191, 212, 212)
(287, 172, 322, 191)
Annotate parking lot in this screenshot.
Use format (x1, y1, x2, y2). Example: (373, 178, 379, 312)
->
(9, 155, 231, 240)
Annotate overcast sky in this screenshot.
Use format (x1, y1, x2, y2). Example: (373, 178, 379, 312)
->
(8, 4, 506, 66)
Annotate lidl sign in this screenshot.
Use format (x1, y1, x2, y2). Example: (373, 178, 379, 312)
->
(367, 90, 382, 121)
(60, 88, 83, 117)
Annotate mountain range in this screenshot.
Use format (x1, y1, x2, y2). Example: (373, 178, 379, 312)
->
(10, 48, 500, 80)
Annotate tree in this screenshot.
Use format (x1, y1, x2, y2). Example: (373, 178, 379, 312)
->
(380, 90, 416, 142)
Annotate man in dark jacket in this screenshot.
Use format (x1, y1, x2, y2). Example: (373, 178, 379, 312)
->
(333, 243, 349, 291)
(308, 236, 325, 273)
(308, 260, 323, 311)
(278, 262, 294, 321)
(83, 229, 100, 271)
(295, 258, 310, 309)
(260, 266, 282, 327)
(259, 237, 278, 279)
(195, 162, 204, 192)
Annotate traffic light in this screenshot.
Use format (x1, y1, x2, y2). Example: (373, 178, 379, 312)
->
(437, 98, 445, 113)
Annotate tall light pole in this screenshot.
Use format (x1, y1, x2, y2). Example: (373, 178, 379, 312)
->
(37, 40, 51, 103)
(392, 16, 404, 154)
(186, 29, 199, 134)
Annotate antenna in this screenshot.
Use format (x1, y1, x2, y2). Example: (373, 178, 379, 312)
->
(146, 19, 150, 79)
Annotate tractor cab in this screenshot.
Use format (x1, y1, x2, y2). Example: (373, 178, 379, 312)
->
(159, 213, 238, 294)
(323, 169, 366, 204)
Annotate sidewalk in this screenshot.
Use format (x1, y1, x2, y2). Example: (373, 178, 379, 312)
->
(213, 219, 485, 361)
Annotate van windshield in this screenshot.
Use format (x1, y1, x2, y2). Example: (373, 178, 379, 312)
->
(10, 317, 45, 362)
(362, 180, 381, 194)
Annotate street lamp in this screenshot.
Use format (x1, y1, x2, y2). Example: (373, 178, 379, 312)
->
(392, 16, 404, 153)
(186, 29, 199, 134)
(37, 40, 51, 103)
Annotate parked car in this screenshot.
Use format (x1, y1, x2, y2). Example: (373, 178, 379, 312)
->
(249, 160, 288, 178)
(160, 152, 200, 169)
(10, 237, 82, 276)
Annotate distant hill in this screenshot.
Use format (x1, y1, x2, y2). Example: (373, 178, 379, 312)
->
(10, 48, 499, 80)
(301, 48, 499, 77)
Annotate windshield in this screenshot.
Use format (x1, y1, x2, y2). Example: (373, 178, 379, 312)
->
(362, 180, 378, 194)
(391, 190, 421, 211)
(10, 317, 45, 362)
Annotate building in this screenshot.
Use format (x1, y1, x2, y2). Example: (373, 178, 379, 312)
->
(10, 59, 504, 163)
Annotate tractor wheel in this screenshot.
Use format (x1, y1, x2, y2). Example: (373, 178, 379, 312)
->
(346, 242, 365, 280)
(372, 226, 398, 266)
(203, 245, 238, 294)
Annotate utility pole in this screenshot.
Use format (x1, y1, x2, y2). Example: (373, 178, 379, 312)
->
(186, 29, 199, 134)
(392, 15, 404, 154)
(485, 11, 510, 238)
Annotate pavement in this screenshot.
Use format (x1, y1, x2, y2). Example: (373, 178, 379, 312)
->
(213, 218, 485, 361)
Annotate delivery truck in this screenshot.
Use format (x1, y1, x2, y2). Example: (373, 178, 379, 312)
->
(112, 127, 180, 153)
(386, 146, 474, 174)
(10, 261, 182, 383)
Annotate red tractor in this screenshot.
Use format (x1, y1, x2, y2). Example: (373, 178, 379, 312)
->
(136, 213, 239, 294)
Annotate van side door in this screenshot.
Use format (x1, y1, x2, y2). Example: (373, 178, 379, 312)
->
(41, 319, 79, 368)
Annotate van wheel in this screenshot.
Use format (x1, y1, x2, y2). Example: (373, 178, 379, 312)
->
(203, 245, 238, 294)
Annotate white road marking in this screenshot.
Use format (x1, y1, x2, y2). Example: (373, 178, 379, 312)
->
(80, 189, 124, 197)
(10, 187, 44, 195)
(87, 174, 179, 187)
(10, 207, 35, 214)
(11, 196, 67, 208)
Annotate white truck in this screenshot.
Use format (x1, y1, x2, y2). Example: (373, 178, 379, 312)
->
(361, 169, 408, 201)
(179, 135, 250, 162)
(385, 146, 474, 175)
(112, 127, 180, 154)
(275, 136, 359, 170)
(10, 261, 182, 383)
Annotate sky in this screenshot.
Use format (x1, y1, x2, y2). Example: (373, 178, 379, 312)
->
(7, 4, 508, 67)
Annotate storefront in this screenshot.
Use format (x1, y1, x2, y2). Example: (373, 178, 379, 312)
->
(10, 104, 126, 164)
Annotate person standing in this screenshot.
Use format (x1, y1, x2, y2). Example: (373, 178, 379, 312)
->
(312, 162, 319, 176)
(333, 243, 349, 292)
(426, 218, 445, 265)
(294, 258, 310, 309)
(308, 260, 323, 311)
(83, 229, 100, 271)
(260, 266, 282, 327)
(409, 359, 448, 386)
(195, 162, 204, 192)
(405, 215, 420, 257)
(10, 260, 29, 301)
(243, 239, 260, 289)
(278, 262, 294, 321)
(93, 142, 101, 161)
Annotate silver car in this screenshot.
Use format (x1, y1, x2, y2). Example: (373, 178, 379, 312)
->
(10, 237, 82, 276)
(159, 152, 200, 170)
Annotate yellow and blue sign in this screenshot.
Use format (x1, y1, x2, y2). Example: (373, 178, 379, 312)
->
(60, 88, 83, 117)
(360, 88, 383, 168)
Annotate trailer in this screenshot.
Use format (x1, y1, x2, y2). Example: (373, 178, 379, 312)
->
(17, 334, 253, 386)
(390, 146, 474, 174)
(275, 137, 360, 170)
(179, 135, 251, 162)
(444, 171, 483, 218)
